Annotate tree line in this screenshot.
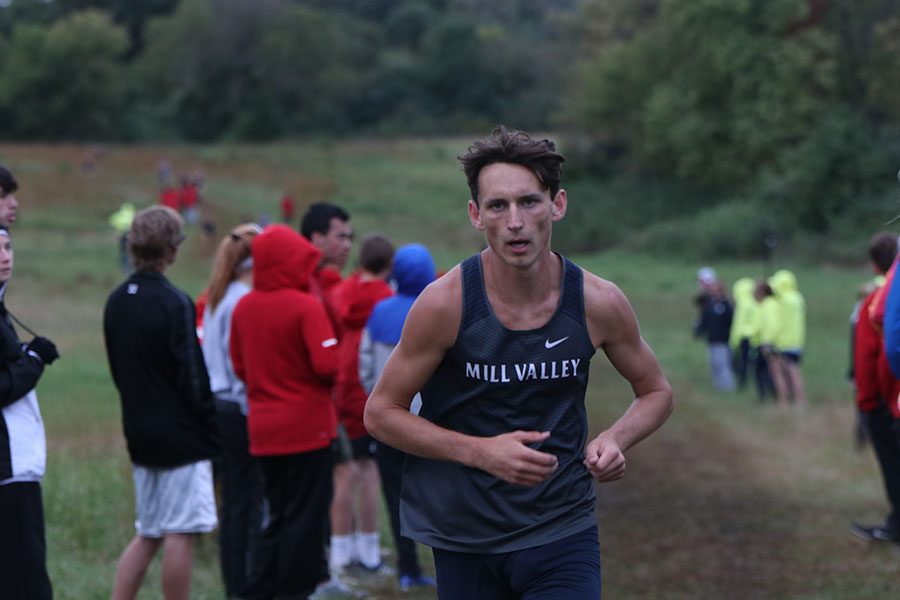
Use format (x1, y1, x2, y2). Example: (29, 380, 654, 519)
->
(1, 0, 899, 253)
(0, 0, 578, 141)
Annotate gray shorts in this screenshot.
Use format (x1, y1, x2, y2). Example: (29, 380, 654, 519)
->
(132, 460, 218, 538)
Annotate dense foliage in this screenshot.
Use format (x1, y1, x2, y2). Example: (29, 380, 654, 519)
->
(1, 0, 899, 256)
(0, 0, 577, 140)
(562, 0, 900, 256)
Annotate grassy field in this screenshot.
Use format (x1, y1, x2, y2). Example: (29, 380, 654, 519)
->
(0, 139, 897, 599)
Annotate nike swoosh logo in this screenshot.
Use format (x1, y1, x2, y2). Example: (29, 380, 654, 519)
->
(544, 336, 569, 349)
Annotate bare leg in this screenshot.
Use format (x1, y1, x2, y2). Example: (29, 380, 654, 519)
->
(112, 535, 162, 600)
(330, 462, 358, 535)
(357, 459, 381, 533)
(784, 362, 807, 405)
(767, 354, 789, 405)
(160, 533, 194, 600)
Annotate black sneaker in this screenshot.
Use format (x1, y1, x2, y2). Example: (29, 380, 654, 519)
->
(850, 522, 899, 543)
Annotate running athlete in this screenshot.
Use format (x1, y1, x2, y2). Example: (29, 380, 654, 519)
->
(364, 126, 674, 599)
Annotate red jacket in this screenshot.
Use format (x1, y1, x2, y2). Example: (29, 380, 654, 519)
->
(160, 187, 180, 210)
(310, 266, 344, 337)
(230, 225, 339, 455)
(855, 288, 900, 417)
(329, 274, 393, 439)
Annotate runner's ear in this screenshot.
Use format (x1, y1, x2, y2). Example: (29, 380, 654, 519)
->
(468, 199, 485, 231)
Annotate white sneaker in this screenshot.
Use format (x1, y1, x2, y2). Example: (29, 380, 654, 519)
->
(310, 575, 362, 599)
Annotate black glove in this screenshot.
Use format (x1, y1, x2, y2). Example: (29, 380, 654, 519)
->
(27, 336, 59, 365)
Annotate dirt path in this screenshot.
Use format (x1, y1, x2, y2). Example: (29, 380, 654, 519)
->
(593, 394, 900, 599)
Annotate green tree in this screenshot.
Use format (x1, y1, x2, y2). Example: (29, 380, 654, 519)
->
(571, 0, 900, 240)
(0, 9, 128, 140)
(134, 0, 379, 140)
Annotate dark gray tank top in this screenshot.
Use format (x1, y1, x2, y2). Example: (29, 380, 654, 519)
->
(400, 253, 597, 553)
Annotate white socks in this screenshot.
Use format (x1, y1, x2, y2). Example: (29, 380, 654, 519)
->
(355, 531, 381, 569)
(329, 534, 355, 570)
(331, 532, 381, 570)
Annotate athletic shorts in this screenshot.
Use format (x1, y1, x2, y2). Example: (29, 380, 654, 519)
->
(334, 432, 377, 464)
(432, 524, 601, 599)
(132, 460, 218, 538)
(781, 350, 802, 364)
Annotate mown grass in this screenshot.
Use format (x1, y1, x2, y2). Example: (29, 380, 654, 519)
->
(0, 138, 894, 598)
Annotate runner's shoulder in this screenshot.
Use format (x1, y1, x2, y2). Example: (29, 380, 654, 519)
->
(406, 264, 462, 338)
(579, 267, 638, 332)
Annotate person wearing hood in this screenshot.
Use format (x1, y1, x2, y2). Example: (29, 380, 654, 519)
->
(358, 243, 437, 592)
(730, 277, 756, 389)
(850, 233, 900, 544)
(0, 226, 59, 600)
(230, 224, 339, 600)
(769, 269, 807, 405)
(326, 234, 394, 573)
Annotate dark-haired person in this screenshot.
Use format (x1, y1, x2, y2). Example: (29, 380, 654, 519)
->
(327, 234, 394, 572)
(851, 233, 900, 544)
(359, 243, 437, 592)
(104, 206, 219, 600)
(0, 226, 59, 600)
(0, 165, 20, 226)
(300, 202, 353, 294)
(365, 126, 674, 598)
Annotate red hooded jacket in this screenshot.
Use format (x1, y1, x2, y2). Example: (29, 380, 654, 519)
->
(329, 273, 393, 439)
(230, 225, 339, 455)
(856, 286, 900, 417)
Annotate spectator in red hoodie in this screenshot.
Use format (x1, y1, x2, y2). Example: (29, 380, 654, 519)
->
(229, 225, 339, 599)
(851, 232, 900, 544)
(327, 234, 395, 572)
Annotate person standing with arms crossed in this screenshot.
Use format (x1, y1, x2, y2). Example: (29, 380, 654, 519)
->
(365, 126, 674, 598)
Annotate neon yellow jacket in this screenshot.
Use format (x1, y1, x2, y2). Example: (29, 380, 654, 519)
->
(108, 202, 136, 233)
(758, 295, 781, 347)
(769, 269, 805, 351)
(729, 277, 759, 348)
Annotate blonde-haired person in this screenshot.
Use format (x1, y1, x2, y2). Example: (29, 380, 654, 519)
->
(104, 206, 219, 600)
(200, 223, 263, 598)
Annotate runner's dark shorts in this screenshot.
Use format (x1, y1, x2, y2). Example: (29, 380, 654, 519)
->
(431, 524, 601, 599)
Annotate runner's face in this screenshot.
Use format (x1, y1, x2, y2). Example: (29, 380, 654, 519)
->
(0, 237, 13, 283)
(468, 163, 566, 269)
(0, 193, 18, 226)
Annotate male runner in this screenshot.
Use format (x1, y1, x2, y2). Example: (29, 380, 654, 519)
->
(365, 126, 674, 598)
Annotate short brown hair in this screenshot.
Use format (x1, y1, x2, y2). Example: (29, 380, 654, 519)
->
(359, 234, 394, 274)
(127, 206, 184, 272)
(869, 232, 898, 275)
(459, 125, 565, 205)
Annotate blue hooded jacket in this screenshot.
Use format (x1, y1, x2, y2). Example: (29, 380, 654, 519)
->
(366, 244, 435, 345)
(884, 264, 900, 377)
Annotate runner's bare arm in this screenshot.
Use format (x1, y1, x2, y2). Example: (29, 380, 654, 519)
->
(582, 274, 674, 481)
(364, 268, 558, 486)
